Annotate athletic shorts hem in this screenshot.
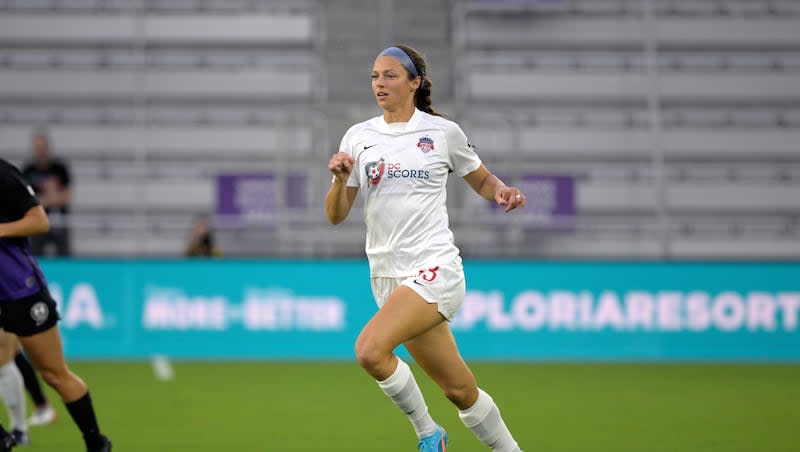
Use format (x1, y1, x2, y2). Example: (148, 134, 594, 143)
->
(0, 289, 60, 337)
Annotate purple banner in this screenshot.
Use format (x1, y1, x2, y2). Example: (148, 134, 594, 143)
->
(518, 174, 576, 229)
(216, 173, 277, 227)
(286, 173, 307, 209)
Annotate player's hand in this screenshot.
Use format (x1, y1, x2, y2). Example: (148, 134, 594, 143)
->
(328, 152, 355, 182)
(495, 186, 526, 213)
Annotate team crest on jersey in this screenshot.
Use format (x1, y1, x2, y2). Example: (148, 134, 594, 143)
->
(30, 302, 49, 326)
(365, 159, 385, 186)
(417, 136, 435, 153)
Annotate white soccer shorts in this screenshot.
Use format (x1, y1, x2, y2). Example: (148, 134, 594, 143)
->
(370, 259, 466, 321)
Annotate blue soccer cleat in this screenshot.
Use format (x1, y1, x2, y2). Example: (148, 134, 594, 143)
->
(417, 425, 448, 452)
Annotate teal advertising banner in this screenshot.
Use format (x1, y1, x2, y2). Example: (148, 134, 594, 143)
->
(40, 260, 800, 361)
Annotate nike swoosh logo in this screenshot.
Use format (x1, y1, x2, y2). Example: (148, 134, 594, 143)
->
(413, 279, 424, 286)
(364, 144, 378, 149)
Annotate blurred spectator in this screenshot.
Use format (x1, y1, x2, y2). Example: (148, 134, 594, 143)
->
(185, 215, 221, 257)
(22, 128, 72, 257)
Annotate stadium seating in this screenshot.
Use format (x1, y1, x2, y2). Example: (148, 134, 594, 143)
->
(449, 0, 800, 258)
(1, 0, 798, 258)
(0, 0, 323, 257)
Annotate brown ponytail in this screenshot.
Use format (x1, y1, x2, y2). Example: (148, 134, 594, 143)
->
(395, 44, 446, 118)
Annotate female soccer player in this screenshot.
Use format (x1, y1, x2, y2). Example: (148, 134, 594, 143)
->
(0, 158, 112, 452)
(326, 45, 526, 451)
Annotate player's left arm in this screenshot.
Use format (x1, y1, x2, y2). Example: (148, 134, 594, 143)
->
(446, 123, 526, 213)
(463, 166, 526, 213)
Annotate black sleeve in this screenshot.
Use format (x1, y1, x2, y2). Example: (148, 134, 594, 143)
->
(0, 162, 40, 221)
(54, 160, 71, 187)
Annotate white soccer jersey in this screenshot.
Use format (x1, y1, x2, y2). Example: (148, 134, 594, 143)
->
(339, 108, 482, 277)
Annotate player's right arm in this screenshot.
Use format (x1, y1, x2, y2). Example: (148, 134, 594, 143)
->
(0, 205, 50, 239)
(325, 151, 358, 225)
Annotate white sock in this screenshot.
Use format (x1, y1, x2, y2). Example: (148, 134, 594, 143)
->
(0, 362, 27, 431)
(459, 388, 521, 452)
(376, 358, 438, 439)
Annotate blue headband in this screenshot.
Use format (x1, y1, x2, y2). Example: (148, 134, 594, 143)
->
(378, 46, 419, 78)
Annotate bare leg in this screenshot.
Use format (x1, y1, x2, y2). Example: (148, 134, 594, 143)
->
(406, 323, 522, 452)
(355, 285, 445, 381)
(19, 326, 109, 450)
(405, 322, 478, 409)
(18, 326, 86, 402)
(355, 286, 446, 439)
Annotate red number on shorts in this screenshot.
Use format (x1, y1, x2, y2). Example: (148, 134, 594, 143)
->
(417, 266, 440, 282)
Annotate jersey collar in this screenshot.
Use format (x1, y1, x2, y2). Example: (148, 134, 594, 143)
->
(376, 108, 423, 135)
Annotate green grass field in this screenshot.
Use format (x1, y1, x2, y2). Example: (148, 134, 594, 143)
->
(6, 362, 798, 451)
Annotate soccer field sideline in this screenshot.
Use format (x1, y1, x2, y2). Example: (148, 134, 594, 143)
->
(4, 361, 798, 451)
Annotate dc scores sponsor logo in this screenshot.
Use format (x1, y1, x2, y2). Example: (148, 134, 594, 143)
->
(365, 158, 385, 186)
(385, 163, 431, 181)
(417, 136, 435, 153)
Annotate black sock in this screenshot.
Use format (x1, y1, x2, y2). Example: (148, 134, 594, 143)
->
(65, 391, 104, 448)
(14, 352, 47, 407)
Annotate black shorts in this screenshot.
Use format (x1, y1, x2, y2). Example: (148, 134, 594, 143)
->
(0, 289, 60, 337)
